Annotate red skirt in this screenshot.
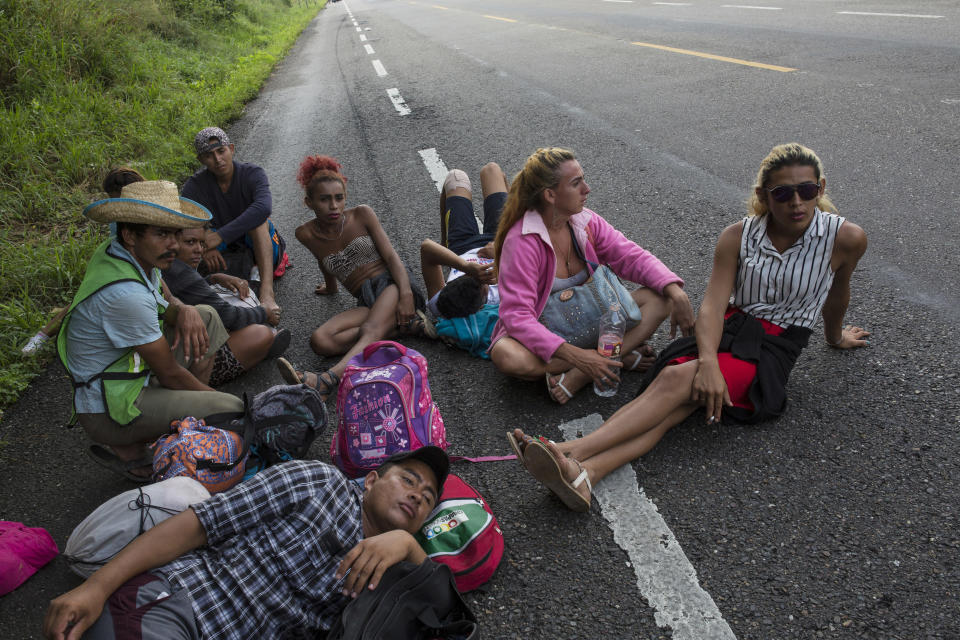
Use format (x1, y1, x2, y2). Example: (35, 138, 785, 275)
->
(668, 308, 785, 410)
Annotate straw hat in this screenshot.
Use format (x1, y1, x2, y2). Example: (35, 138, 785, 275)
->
(83, 180, 212, 228)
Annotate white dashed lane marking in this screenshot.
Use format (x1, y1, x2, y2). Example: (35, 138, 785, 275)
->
(559, 415, 737, 640)
(418, 149, 483, 228)
(836, 10, 943, 18)
(364, 44, 375, 55)
(372, 59, 388, 77)
(721, 4, 782, 10)
(387, 88, 412, 116)
(419, 148, 449, 193)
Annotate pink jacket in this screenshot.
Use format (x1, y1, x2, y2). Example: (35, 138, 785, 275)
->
(490, 208, 683, 362)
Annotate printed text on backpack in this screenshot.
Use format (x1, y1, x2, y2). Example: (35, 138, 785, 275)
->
(414, 474, 503, 592)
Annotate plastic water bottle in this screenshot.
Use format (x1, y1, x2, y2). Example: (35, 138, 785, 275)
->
(594, 304, 626, 397)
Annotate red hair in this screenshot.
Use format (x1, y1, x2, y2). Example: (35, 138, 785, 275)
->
(297, 155, 347, 195)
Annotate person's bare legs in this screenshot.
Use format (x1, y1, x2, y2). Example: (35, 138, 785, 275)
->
(479, 162, 508, 199)
(249, 221, 279, 314)
(544, 287, 672, 403)
(327, 284, 402, 378)
(311, 307, 369, 357)
(513, 360, 700, 503)
(490, 336, 578, 381)
(224, 323, 274, 369)
(306, 285, 402, 382)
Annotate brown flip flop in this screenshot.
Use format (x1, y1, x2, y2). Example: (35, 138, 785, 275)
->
(522, 439, 592, 512)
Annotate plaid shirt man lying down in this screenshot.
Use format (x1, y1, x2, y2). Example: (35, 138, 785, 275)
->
(43, 449, 448, 640)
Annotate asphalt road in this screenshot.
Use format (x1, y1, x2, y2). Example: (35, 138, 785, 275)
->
(2, 0, 959, 638)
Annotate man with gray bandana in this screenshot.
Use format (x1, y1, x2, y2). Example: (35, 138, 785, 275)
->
(181, 126, 285, 319)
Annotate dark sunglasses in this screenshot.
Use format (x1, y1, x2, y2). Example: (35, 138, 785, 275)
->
(766, 182, 820, 203)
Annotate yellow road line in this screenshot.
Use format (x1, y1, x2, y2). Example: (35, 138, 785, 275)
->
(483, 14, 518, 23)
(432, 4, 449, 9)
(631, 41, 795, 72)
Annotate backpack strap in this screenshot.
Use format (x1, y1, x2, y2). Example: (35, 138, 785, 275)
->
(448, 454, 517, 463)
(195, 394, 256, 472)
(201, 401, 311, 472)
(568, 224, 599, 273)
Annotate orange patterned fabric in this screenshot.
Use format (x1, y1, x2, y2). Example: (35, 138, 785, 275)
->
(152, 417, 246, 493)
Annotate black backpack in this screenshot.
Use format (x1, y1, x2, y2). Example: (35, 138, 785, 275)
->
(327, 560, 478, 640)
(207, 384, 328, 475)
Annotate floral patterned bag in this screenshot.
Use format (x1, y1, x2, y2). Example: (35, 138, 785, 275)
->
(152, 417, 247, 493)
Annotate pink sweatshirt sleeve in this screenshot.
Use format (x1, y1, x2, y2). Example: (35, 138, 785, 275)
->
(497, 232, 566, 362)
(587, 214, 684, 293)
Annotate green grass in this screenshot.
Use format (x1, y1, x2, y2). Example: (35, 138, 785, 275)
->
(0, 0, 323, 416)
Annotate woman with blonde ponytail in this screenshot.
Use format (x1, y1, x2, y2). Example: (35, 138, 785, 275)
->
(489, 147, 694, 404)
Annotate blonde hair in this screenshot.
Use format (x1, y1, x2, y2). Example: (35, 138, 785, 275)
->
(747, 143, 837, 217)
(493, 147, 577, 265)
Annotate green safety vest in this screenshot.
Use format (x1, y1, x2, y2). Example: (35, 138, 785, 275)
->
(57, 240, 165, 425)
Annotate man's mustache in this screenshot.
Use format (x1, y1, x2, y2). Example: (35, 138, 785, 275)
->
(159, 251, 177, 260)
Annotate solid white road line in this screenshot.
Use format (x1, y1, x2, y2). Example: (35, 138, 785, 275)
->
(653, 2, 692, 5)
(364, 44, 375, 55)
(387, 88, 412, 116)
(419, 149, 484, 228)
(419, 148, 449, 193)
(559, 414, 737, 640)
(602, 0, 634, 3)
(836, 11, 943, 18)
(722, 4, 782, 10)
(372, 59, 388, 77)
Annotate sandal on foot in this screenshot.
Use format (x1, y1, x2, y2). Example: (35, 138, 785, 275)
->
(314, 370, 340, 396)
(401, 311, 438, 339)
(522, 439, 592, 512)
(276, 357, 304, 385)
(545, 372, 574, 403)
(86, 444, 154, 484)
(623, 344, 656, 372)
(277, 359, 340, 396)
(419, 311, 438, 339)
(266, 328, 291, 360)
(506, 431, 556, 468)
(506, 431, 525, 464)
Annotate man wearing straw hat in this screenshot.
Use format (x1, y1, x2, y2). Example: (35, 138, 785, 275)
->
(182, 126, 285, 321)
(58, 180, 244, 482)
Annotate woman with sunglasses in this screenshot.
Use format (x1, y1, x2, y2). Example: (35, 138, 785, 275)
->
(509, 143, 870, 511)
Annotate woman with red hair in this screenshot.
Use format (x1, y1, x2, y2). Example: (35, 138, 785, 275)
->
(277, 155, 430, 398)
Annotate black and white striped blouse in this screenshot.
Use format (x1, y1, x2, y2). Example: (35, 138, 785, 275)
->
(733, 208, 844, 329)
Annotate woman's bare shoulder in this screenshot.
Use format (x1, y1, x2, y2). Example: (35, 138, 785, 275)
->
(834, 219, 867, 265)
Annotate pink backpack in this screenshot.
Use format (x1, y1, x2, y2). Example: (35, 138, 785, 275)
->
(332, 341, 447, 477)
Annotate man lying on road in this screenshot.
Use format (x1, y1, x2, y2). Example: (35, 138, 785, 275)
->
(43, 447, 449, 640)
